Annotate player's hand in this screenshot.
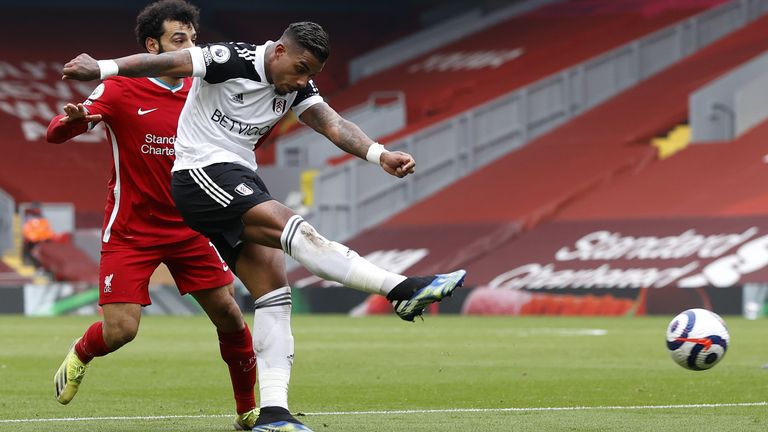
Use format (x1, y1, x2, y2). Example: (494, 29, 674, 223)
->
(62, 54, 100, 81)
(381, 151, 416, 178)
(58, 103, 102, 124)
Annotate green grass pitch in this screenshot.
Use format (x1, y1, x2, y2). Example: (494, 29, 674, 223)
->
(0, 314, 766, 431)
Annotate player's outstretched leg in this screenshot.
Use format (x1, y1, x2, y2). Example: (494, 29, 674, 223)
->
(53, 338, 89, 404)
(280, 215, 466, 321)
(391, 270, 467, 321)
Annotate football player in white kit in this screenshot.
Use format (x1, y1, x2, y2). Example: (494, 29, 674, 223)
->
(63, 21, 466, 432)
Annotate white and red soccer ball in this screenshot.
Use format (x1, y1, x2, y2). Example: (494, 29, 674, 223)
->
(666, 308, 730, 371)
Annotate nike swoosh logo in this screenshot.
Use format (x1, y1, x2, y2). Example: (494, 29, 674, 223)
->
(138, 108, 158, 116)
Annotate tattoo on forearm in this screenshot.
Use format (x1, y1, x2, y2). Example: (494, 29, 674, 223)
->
(336, 119, 370, 158)
(118, 52, 190, 77)
(305, 104, 372, 159)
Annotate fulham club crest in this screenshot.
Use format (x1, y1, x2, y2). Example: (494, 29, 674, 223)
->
(235, 183, 254, 196)
(273, 98, 287, 115)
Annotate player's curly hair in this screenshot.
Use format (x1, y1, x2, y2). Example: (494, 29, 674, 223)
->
(135, 0, 200, 49)
(283, 22, 331, 63)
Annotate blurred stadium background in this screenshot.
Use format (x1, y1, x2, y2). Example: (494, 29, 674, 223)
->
(2, 0, 768, 319)
(2, 0, 768, 430)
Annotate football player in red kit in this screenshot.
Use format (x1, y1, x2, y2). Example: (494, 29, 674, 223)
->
(47, 1, 260, 428)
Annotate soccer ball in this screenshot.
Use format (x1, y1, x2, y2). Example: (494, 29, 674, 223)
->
(666, 308, 729, 371)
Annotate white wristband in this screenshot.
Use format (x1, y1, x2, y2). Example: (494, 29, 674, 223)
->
(97, 60, 119, 80)
(365, 143, 388, 165)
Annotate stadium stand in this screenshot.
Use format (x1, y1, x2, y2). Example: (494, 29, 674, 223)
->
(209, 9, 424, 96)
(555, 120, 768, 220)
(288, 11, 768, 293)
(300, 0, 764, 245)
(0, 8, 246, 224)
(314, 0, 727, 154)
(0, 1, 761, 293)
(0, 4, 432, 220)
(455, 114, 768, 309)
(275, 0, 750, 243)
(347, 0, 562, 85)
(0, 9, 142, 226)
(32, 241, 99, 284)
(0, 1, 732, 225)
(384, 12, 768, 229)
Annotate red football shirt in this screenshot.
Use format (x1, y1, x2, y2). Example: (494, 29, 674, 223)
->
(59, 77, 198, 247)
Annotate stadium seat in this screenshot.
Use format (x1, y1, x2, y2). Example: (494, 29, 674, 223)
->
(33, 241, 99, 284)
(319, 0, 722, 164)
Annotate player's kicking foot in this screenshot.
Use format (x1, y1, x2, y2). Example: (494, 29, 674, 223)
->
(54, 338, 89, 404)
(393, 270, 467, 322)
(235, 406, 313, 431)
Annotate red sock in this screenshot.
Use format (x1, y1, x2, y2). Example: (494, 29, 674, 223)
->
(74, 321, 112, 364)
(219, 325, 257, 414)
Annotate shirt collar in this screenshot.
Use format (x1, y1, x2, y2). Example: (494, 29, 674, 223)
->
(255, 41, 271, 83)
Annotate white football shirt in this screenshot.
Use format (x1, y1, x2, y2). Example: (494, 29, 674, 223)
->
(173, 41, 323, 172)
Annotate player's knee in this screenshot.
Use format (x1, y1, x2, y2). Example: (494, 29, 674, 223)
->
(104, 320, 139, 348)
(206, 288, 245, 331)
(218, 297, 243, 323)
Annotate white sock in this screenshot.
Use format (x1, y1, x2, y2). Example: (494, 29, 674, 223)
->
(280, 215, 406, 295)
(252, 286, 294, 409)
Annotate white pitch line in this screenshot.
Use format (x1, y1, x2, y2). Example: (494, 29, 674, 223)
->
(0, 402, 765, 424)
(307, 402, 768, 416)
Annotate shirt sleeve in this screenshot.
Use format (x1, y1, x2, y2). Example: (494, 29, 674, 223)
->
(186, 43, 262, 84)
(291, 79, 323, 117)
(46, 114, 89, 144)
(82, 78, 124, 123)
(47, 79, 122, 143)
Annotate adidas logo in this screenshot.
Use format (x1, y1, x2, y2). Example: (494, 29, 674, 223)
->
(231, 93, 244, 104)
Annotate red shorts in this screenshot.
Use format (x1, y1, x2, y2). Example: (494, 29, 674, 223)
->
(98, 234, 234, 306)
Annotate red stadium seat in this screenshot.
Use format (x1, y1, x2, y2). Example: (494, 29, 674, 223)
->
(33, 241, 99, 284)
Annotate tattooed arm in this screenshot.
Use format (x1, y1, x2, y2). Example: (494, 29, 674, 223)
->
(300, 102, 416, 178)
(62, 51, 193, 81)
(300, 102, 372, 159)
